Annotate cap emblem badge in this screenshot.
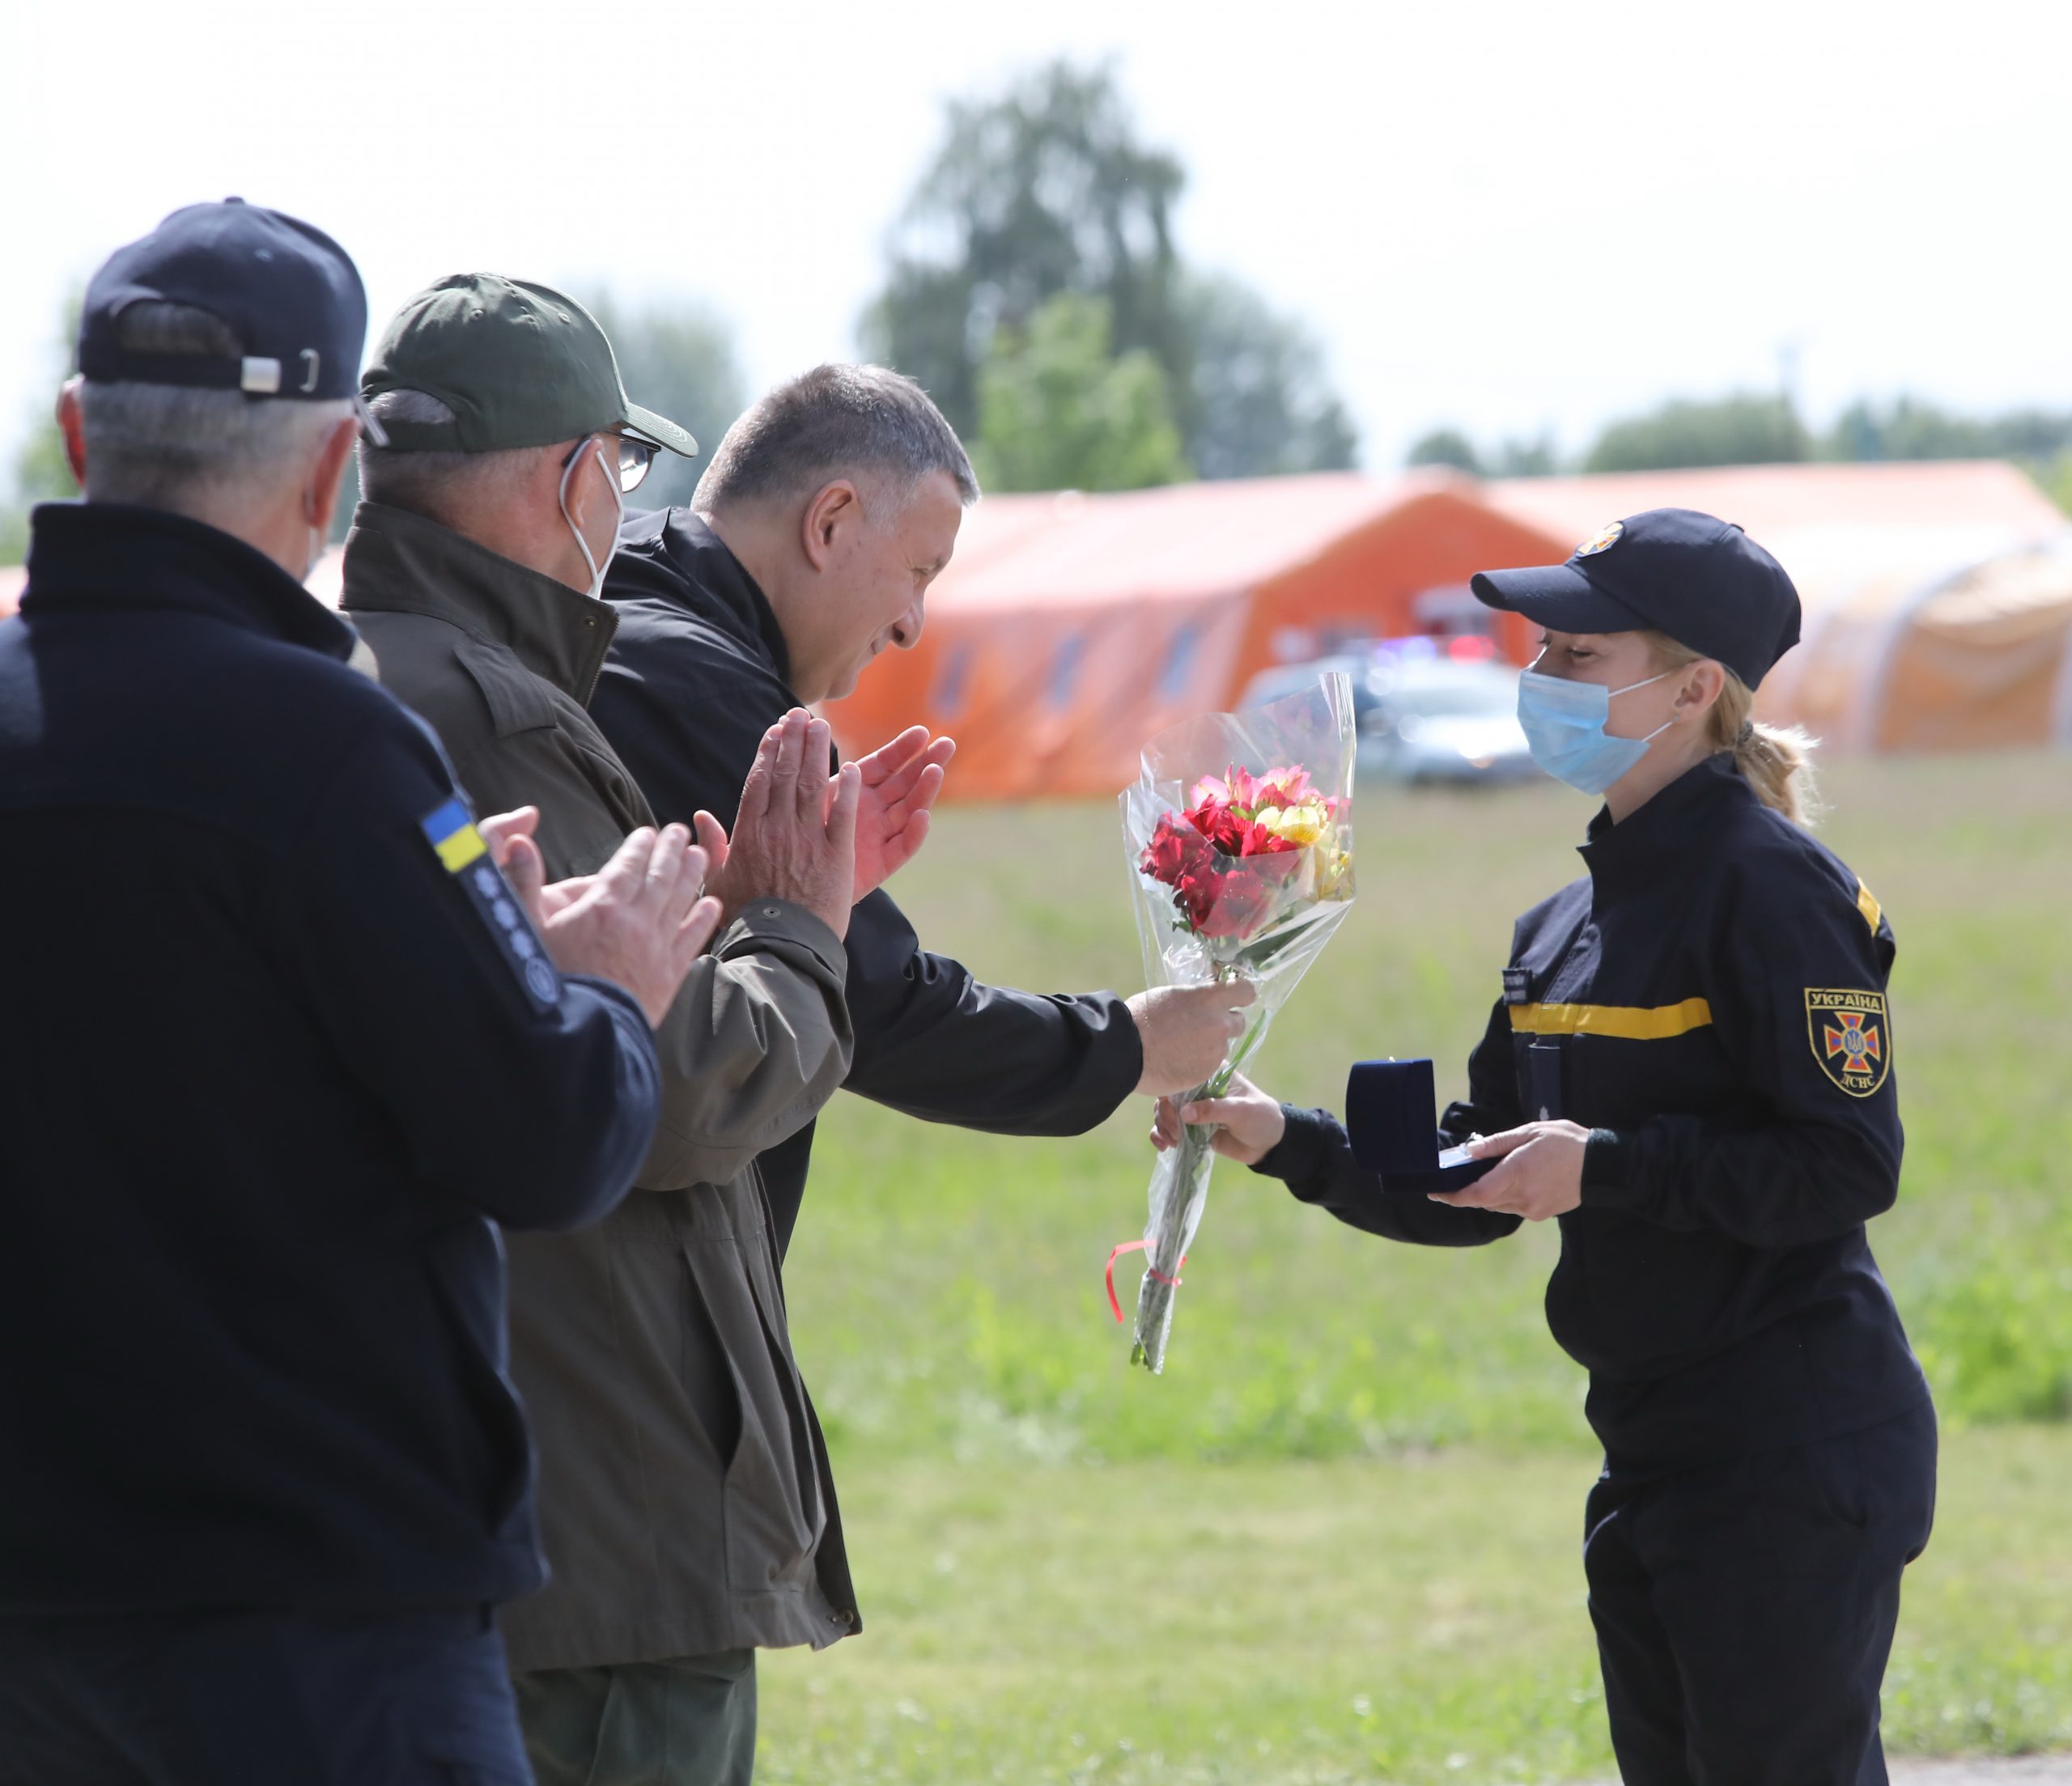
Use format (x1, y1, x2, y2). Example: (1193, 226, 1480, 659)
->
(1576, 520, 1624, 557)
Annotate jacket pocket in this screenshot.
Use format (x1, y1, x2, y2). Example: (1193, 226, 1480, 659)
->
(1802, 1427, 1874, 1535)
(452, 636, 559, 738)
(677, 1232, 824, 1599)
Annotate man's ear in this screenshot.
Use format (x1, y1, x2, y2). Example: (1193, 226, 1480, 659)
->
(305, 414, 362, 540)
(800, 478, 863, 573)
(55, 378, 87, 493)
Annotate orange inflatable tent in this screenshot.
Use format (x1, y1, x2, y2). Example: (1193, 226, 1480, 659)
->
(822, 471, 1567, 801)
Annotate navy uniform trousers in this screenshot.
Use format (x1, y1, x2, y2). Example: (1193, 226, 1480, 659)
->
(1584, 1398, 1937, 1786)
(0, 1607, 531, 1786)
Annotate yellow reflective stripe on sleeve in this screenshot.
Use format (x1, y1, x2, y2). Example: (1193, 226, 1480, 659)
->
(1856, 879, 1882, 934)
(1508, 998, 1714, 1041)
(435, 824, 488, 873)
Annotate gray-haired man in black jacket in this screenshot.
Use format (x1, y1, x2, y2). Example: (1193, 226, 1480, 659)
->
(0, 201, 715, 1786)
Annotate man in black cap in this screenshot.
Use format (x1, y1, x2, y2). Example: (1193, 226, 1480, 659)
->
(0, 201, 716, 1784)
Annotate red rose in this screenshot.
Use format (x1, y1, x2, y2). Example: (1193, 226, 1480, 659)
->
(1141, 812, 1213, 889)
(1193, 863, 1278, 940)
(1193, 800, 1257, 855)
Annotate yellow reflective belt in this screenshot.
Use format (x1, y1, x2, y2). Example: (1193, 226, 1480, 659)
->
(1856, 879, 1882, 934)
(1508, 997, 1714, 1041)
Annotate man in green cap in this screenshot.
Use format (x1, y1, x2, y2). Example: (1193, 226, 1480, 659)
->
(341, 274, 938, 1785)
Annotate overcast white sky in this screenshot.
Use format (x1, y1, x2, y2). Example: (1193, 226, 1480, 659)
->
(3, 0, 2068, 478)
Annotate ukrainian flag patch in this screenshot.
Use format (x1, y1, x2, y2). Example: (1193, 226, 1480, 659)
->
(421, 797, 562, 1016)
(422, 799, 488, 873)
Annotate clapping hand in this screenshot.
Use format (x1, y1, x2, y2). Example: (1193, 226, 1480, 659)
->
(701, 710, 864, 940)
(847, 724, 955, 899)
(481, 807, 720, 1029)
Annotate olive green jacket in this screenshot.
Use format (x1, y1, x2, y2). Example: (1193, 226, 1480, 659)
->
(342, 501, 861, 1669)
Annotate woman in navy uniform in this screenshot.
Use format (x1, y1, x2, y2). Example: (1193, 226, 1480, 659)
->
(1161, 509, 1935, 1786)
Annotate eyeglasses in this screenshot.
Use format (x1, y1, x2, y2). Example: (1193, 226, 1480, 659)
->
(565, 431, 658, 494)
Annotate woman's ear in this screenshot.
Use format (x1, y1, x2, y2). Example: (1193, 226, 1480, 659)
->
(1676, 658, 1727, 717)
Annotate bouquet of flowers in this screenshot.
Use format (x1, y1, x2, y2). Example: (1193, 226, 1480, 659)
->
(1114, 672, 1358, 1372)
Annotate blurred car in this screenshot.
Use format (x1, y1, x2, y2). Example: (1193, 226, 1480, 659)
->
(1360, 660, 1537, 785)
(1238, 646, 1538, 787)
(1235, 654, 1387, 730)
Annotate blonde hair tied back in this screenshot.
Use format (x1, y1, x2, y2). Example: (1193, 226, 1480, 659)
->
(1643, 631, 1822, 825)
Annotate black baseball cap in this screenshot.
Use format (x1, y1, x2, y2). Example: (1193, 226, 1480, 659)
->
(1471, 507, 1802, 689)
(361, 274, 698, 460)
(78, 198, 367, 404)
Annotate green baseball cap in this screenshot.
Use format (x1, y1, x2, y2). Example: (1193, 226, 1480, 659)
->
(361, 273, 697, 460)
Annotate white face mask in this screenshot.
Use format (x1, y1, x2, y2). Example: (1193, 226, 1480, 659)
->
(558, 437, 623, 600)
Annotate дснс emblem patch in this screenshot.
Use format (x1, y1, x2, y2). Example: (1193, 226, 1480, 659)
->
(1576, 520, 1624, 557)
(1805, 988, 1891, 1096)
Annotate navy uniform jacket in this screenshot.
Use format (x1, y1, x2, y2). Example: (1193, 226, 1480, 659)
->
(1258, 754, 1928, 1470)
(0, 503, 661, 1617)
(597, 507, 1144, 1254)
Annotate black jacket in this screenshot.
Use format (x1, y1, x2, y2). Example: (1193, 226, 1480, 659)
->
(1258, 754, 1927, 1471)
(598, 507, 1143, 1253)
(0, 503, 660, 1617)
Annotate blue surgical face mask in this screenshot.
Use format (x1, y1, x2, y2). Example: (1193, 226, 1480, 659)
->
(1516, 667, 1674, 795)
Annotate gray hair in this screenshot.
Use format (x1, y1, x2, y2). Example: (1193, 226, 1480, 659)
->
(693, 363, 978, 519)
(80, 301, 351, 509)
(356, 388, 542, 519)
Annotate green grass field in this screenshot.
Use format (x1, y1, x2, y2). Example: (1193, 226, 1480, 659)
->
(758, 754, 2072, 1783)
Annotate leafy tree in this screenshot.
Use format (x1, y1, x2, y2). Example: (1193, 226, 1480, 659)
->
(863, 61, 1184, 441)
(1820, 396, 2072, 467)
(1405, 429, 1563, 478)
(863, 59, 1357, 481)
(1178, 273, 1357, 479)
(581, 292, 749, 515)
(1406, 428, 1483, 474)
(1492, 434, 1560, 477)
(969, 291, 1191, 494)
(1585, 392, 1809, 473)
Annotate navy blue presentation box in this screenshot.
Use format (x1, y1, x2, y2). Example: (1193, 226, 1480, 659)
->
(1345, 1058, 1498, 1196)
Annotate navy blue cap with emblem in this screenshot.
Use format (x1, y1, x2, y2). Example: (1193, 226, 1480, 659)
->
(1469, 507, 1802, 689)
(78, 197, 368, 404)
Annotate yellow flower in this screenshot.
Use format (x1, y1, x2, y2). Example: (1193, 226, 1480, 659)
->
(1256, 800, 1330, 846)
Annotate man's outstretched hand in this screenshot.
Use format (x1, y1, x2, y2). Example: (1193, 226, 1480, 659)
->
(1127, 981, 1258, 1097)
(849, 724, 955, 899)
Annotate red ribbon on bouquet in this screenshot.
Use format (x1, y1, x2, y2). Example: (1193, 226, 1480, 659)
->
(1105, 1240, 1187, 1323)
